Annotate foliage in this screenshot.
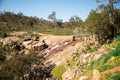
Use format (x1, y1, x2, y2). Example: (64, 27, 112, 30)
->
(35, 27, 74, 35)
(0, 53, 40, 79)
(83, 1, 120, 44)
(87, 43, 98, 53)
(48, 11, 57, 22)
(0, 42, 14, 55)
(84, 9, 111, 44)
(86, 36, 120, 71)
(105, 72, 120, 80)
(0, 11, 79, 35)
(104, 43, 120, 63)
(51, 64, 66, 79)
(66, 59, 76, 68)
(96, 0, 120, 38)
(106, 39, 118, 51)
(0, 40, 45, 79)
(97, 64, 114, 72)
(68, 61, 76, 68)
(0, 33, 8, 38)
(0, 11, 39, 31)
(108, 56, 120, 66)
(88, 39, 120, 72)
(80, 38, 120, 78)
(48, 11, 63, 28)
(69, 15, 83, 28)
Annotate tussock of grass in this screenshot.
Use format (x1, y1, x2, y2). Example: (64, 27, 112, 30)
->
(51, 64, 66, 79)
(68, 60, 76, 68)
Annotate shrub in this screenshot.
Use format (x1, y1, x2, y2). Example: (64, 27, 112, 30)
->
(97, 64, 113, 72)
(89, 55, 105, 70)
(116, 36, 120, 41)
(106, 72, 120, 80)
(108, 56, 120, 66)
(68, 60, 76, 68)
(52, 64, 66, 79)
(0, 53, 41, 79)
(104, 44, 120, 63)
(0, 33, 7, 38)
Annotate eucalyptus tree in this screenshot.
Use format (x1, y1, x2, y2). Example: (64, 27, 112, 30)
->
(96, 0, 120, 38)
(48, 11, 63, 28)
(69, 15, 83, 28)
(48, 11, 57, 22)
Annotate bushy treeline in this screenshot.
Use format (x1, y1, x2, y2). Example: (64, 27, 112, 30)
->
(0, 11, 83, 31)
(0, 0, 120, 42)
(76, 0, 120, 44)
(0, 11, 40, 31)
(83, 9, 120, 42)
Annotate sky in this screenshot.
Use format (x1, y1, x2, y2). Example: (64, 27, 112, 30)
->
(0, 0, 100, 21)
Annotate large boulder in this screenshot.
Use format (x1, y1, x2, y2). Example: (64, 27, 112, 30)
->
(32, 36, 39, 41)
(93, 69, 101, 80)
(22, 40, 33, 49)
(24, 35, 31, 41)
(19, 50, 30, 55)
(34, 43, 48, 51)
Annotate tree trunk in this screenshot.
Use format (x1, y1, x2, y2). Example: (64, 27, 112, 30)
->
(109, 25, 116, 38)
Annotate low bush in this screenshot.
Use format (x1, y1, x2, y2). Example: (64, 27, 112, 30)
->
(97, 64, 113, 72)
(67, 60, 76, 68)
(105, 72, 120, 80)
(104, 44, 120, 63)
(0, 33, 8, 38)
(108, 56, 120, 66)
(51, 64, 66, 79)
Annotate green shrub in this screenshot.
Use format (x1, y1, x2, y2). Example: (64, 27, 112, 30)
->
(52, 64, 66, 79)
(97, 64, 113, 72)
(24, 48, 30, 51)
(106, 72, 120, 80)
(104, 44, 120, 63)
(109, 56, 120, 66)
(116, 36, 120, 41)
(68, 60, 76, 68)
(0, 33, 8, 38)
(89, 55, 105, 70)
(88, 40, 120, 72)
(89, 43, 120, 71)
(0, 53, 40, 79)
(89, 55, 120, 72)
(87, 49, 95, 53)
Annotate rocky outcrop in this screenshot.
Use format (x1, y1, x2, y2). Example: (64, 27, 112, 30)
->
(62, 68, 75, 80)
(79, 76, 89, 80)
(12, 41, 25, 51)
(0, 37, 20, 45)
(24, 35, 32, 41)
(19, 50, 30, 55)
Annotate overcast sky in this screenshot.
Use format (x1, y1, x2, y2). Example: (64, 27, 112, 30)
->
(0, 0, 100, 21)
